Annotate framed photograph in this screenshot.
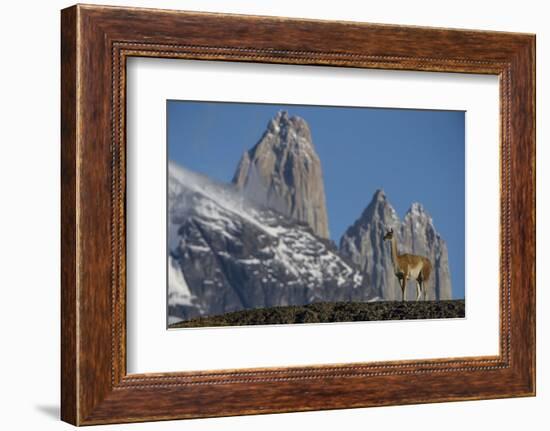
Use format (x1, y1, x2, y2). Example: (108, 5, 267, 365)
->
(61, 4, 535, 425)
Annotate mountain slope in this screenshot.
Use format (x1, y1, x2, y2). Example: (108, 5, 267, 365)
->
(168, 162, 368, 324)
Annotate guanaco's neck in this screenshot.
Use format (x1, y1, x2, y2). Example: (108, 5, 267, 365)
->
(390, 236, 400, 274)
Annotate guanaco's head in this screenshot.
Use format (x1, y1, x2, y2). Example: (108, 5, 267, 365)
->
(383, 228, 394, 241)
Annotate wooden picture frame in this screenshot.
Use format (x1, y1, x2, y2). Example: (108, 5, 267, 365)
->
(61, 4, 535, 425)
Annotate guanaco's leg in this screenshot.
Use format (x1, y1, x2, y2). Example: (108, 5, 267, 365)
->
(421, 279, 427, 300)
(400, 277, 406, 301)
(415, 279, 422, 301)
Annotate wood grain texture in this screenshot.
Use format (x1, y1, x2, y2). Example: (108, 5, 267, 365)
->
(60, 4, 535, 426)
(60, 5, 78, 425)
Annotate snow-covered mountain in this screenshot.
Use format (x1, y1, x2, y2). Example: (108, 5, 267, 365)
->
(168, 162, 367, 324)
(232, 111, 330, 239)
(339, 190, 452, 301)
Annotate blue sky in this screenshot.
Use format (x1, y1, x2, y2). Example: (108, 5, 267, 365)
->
(167, 100, 465, 299)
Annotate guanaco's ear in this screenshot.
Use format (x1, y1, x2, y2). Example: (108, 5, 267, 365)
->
(389, 228, 393, 233)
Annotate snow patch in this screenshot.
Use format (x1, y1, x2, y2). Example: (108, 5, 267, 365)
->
(167, 255, 195, 307)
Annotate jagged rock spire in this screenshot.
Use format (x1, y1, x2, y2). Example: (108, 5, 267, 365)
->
(232, 111, 330, 239)
(340, 191, 452, 300)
